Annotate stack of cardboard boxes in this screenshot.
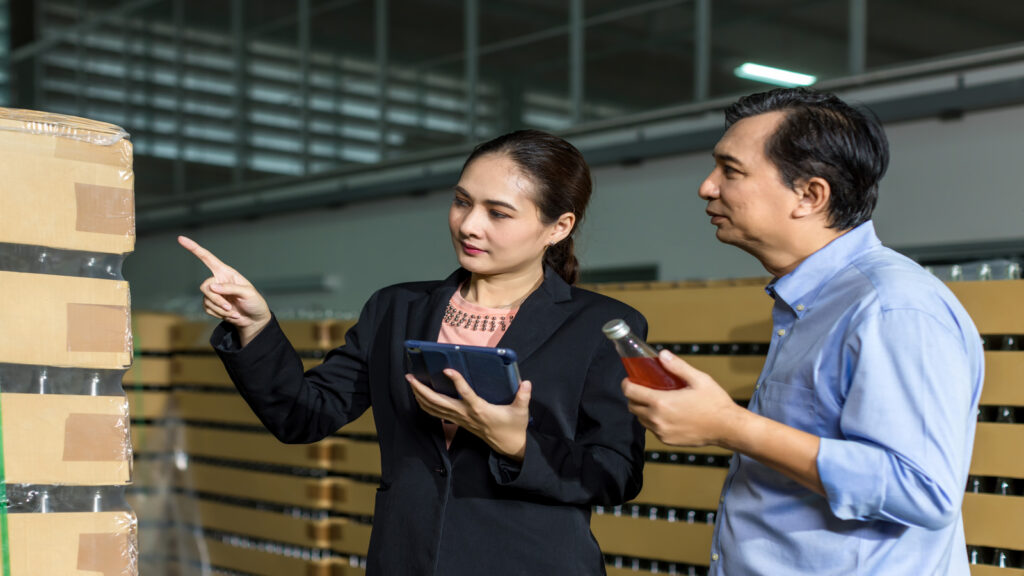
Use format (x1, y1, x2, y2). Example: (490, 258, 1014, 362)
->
(0, 108, 137, 574)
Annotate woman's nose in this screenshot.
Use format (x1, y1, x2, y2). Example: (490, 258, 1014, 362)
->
(458, 208, 484, 236)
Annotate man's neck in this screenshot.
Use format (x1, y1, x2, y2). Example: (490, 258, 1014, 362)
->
(759, 226, 850, 278)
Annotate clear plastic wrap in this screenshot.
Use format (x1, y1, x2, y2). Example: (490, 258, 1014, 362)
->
(0, 106, 134, 256)
(0, 106, 137, 575)
(0, 107, 129, 146)
(0, 242, 125, 280)
(3, 485, 138, 576)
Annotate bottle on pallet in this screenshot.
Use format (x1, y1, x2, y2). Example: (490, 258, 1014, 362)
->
(992, 549, 1020, 568)
(996, 406, 1016, 424)
(994, 477, 1017, 496)
(967, 546, 986, 565)
(602, 319, 687, 390)
(966, 475, 990, 493)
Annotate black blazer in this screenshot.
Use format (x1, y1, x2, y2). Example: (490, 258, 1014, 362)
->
(213, 267, 648, 575)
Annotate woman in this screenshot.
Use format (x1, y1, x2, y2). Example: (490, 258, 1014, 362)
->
(179, 129, 647, 575)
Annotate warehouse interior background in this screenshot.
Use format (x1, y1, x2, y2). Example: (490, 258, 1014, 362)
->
(4, 0, 1022, 315)
(2, 1, 1024, 575)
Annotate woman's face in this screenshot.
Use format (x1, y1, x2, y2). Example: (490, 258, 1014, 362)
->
(449, 153, 571, 278)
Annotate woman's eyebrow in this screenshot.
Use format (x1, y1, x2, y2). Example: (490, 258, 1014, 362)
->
(454, 185, 519, 211)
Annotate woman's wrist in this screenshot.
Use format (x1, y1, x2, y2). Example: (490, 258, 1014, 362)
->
(493, 429, 527, 462)
(238, 315, 272, 348)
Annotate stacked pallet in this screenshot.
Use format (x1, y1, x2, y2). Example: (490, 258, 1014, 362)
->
(129, 317, 374, 574)
(0, 108, 137, 574)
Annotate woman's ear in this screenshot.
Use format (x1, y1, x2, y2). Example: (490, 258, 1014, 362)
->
(792, 177, 831, 220)
(548, 212, 576, 245)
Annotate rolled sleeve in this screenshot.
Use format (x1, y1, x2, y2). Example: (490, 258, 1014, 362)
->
(818, 307, 975, 529)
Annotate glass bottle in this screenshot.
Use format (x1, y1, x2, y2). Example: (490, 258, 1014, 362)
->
(996, 406, 1016, 424)
(994, 477, 1016, 496)
(967, 545, 987, 565)
(602, 319, 687, 390)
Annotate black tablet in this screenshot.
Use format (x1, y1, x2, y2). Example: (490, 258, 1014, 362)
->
(404, 340, 521, 405)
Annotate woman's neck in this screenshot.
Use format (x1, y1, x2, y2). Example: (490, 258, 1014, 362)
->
(462, 268, 544, 309)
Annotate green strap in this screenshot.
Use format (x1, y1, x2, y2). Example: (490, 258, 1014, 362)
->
(0, 381, 11, 575)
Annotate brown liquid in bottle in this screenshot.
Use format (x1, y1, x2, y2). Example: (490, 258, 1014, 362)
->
(622, 356, 687, 390)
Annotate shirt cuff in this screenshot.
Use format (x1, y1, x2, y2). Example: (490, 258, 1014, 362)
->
(818, 436, 887, 521)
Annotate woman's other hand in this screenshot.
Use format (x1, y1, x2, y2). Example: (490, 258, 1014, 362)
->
(178, 235, 271, 346)
(407, 369, 533, 461)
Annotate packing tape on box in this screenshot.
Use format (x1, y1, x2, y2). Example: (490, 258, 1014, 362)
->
(78, 532, 133, 576)
(67, 303, 132, 354)
(74, 183, 135, 237)
(63, 413, 129, 462)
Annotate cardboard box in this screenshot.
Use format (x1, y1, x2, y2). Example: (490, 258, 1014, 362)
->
(131, 312, 180, 354)
(1, 392, 131, 485)
(126, 389, 172, 420)
(591, 514, 714, 566)
(0, 107, 134, 255)
(0, 271, 132, 369)
(122, 357, 173, 387)
(963, 492, 1024, 550)
(182, 426, 381, 476)
(171, 354, 322, 387)
(179, 496, 372, 553)
(590, 283, 773, 343)
(129, 423, 175, 455)
(203, 536, 364, 576)
(6, 510, 137, 575)
(181, 461, 377, 516)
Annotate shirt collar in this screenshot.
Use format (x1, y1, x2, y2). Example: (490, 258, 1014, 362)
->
(767, 221, 881, 316)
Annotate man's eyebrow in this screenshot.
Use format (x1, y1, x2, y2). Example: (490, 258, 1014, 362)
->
(712, 151, 743, 166)
(453, 185, 519, 211)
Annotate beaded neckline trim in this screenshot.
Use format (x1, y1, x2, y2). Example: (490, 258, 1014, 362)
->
(443, 302, 515, 332)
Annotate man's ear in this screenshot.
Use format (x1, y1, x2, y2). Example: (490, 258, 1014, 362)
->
(792, 177, 831, 220)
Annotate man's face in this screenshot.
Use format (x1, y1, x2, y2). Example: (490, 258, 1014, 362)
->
(698, 111, 801, 255)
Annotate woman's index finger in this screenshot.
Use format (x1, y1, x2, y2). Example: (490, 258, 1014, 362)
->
(177, 236, 232, 277)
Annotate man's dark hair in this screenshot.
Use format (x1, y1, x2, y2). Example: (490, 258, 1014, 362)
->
(725, 87, 889, 230)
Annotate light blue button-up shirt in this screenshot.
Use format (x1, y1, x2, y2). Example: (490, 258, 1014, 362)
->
(709, 221, 984, 576)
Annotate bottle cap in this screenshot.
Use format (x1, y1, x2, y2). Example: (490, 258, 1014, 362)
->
(602, 319, 630, 339)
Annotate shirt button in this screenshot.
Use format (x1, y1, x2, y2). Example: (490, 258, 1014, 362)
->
(795, 304, 805, 311)
(777, 328, 786, 337)
(712, 553, 720, 561)
(436, 466, 447, 477)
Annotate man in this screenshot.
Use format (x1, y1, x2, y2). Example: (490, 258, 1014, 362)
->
(623, 88, 984, 575)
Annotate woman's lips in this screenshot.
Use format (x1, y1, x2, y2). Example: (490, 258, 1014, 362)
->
(461, 242, 486, 255)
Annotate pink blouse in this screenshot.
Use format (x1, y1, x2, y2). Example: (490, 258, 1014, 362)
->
(436, 286, 519, 447)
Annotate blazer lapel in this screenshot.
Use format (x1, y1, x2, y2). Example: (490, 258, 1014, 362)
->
(497, 267, 572, 364)
(403, 269, 465, 460)
(405, 268, 465, 343)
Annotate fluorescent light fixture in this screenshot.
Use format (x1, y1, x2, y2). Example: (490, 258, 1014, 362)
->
(734, 62, 817, 87)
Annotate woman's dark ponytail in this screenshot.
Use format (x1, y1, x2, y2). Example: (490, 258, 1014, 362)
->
(461, 129, 592, 285)
(544, 238, 579, 285)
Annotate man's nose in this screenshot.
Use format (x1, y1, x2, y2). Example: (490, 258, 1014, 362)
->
(698, 174, 719, 199)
